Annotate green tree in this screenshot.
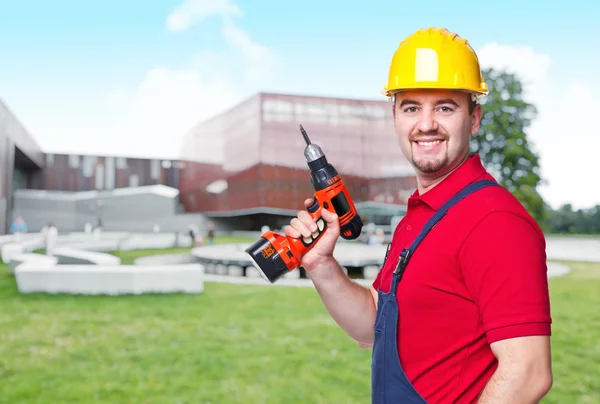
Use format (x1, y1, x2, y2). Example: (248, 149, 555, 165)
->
(545, 203, 600, 234)
(471, 68, 547, 224)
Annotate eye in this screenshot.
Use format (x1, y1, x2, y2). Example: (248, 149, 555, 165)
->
(402, 106, 419, 113)
(437, 106, 454, 114)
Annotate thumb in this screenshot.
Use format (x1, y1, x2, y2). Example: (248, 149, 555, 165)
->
(320, 208, 340, 233)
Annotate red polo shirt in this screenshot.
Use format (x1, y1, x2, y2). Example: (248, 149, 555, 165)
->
(372, 154, 552, 404)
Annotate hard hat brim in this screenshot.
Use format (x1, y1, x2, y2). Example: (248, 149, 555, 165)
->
(382, 86, 488, 99)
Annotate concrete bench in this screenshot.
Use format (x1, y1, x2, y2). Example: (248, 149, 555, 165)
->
(1, 239, 45, 263)
(7, 253, 58, 274)
(58, 239, 122, 252)
(133, 253, 198, 266)
(14, 264, 204, 295)
(53, 247, 122, 265)
(119, 233, 179, 251)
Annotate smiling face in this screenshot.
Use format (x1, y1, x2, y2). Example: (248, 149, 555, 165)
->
(392, 89, 482, 184)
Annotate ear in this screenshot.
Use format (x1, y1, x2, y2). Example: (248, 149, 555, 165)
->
(470, 103, 482, 135)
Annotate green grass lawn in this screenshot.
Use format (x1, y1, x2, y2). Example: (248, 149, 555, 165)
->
(0, 257, 598, 403)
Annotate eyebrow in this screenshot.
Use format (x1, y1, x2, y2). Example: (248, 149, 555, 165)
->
(399, 98, 460, 107)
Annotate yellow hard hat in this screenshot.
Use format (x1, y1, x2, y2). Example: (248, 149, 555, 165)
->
(383, 27, 488, 98)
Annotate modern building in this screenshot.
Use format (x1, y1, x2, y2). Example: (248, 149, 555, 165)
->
(178, 92, 416, 230)
(1, 99, 184, 234)
(13, 154, 186, 234)
(0, 100, 45, 234)
(1, 92, 416, 234)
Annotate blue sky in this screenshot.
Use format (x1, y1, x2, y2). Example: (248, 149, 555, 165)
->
(0, 0, 598, 209)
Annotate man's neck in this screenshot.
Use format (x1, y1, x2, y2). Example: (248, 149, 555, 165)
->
(415, 154, 471, 195)
(416, 174, 451, 195)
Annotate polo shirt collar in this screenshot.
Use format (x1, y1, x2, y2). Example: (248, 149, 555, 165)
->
(407, 154, 488, 211)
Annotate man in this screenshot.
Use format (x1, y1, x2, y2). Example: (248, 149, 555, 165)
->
(9, 216, 28, 234)
(284, 27, 553, 403)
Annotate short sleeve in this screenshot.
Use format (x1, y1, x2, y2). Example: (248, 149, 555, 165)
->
(459, 211, 552, 344)
(372, 270, 382, 291)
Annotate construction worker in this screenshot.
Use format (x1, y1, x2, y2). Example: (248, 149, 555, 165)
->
(284, 27, 552, 403)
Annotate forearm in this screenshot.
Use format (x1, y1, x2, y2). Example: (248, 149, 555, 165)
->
(478, 363, 552, 403)
(307, 256, 377, 345)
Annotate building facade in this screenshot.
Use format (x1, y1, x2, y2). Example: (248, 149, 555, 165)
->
(33, 153, 180, 192)
(1, 91, 416, 234)
(0, 100, 45, 233)
(1, 98, 183, 234)
(178, 92, 417, 225)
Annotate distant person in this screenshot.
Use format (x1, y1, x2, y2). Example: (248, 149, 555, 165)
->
(367, 228, 385, 245)
(360, 222, 376, 244)
(41, 223, 58, 256)
(206, 222, 215, 244)
(283, 27, 552, 403)
(188, 225, 196, 245)
(9, 216, 28, 234)
(188, 224, 203, 247)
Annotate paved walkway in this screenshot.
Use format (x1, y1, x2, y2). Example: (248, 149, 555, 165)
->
(546, 237, 600, 262)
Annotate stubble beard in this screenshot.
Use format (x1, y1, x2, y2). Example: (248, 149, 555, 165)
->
(411, 152, 449, 173)
(409, 133, 450, 174)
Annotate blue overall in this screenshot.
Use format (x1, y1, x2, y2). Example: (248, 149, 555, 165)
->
(371, 179, 499, 404)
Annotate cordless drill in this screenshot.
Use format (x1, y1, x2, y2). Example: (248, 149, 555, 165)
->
(245, 124, 363, 283)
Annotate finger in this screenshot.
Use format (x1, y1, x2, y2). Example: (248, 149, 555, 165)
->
(320, 208, 340, 231)
(290, 217, 312, 238)
(298, 210, 318, 233)
(304, 198, 314, 209)
(283, 225, 301, 239)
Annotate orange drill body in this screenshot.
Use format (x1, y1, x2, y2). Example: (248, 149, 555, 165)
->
(245, 125, 363, 283)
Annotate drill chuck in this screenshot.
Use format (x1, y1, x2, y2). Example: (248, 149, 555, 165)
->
(304, 144, 325, 163)
(300, 123, 326, 165)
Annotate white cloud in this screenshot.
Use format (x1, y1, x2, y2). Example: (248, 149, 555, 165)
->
(220, 17, 277, 82)
(476, 43, 551, 104)
(106, 65, 238, 157)
(103, 0, 277, 160)
(165, 0, 242, 32)
(476, 43, 599, 210)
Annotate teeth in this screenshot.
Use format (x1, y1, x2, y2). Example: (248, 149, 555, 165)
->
(417, 140, 443, 146)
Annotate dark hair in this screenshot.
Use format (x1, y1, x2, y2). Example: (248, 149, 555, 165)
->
(468, 98, 477, 114)
(392, 93, 478, 114)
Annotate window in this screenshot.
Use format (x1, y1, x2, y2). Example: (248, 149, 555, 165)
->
(69, 155, 80, 168)
(95, 164, 104, 190)
(129, 174, 139, 187)
(105, 157, 115, 189)
(151, 159, 160, 179)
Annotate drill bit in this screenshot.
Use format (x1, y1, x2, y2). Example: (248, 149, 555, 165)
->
(300, 124, 311, 145)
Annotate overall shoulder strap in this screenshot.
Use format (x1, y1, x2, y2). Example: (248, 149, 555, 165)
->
(393, 179, 500, 278)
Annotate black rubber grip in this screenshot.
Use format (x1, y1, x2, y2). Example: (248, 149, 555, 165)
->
(307, 199, 320, 213)
(340, 215, 363, 240)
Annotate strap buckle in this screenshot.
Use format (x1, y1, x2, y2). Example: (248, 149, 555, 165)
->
(394, 248, 411, 276)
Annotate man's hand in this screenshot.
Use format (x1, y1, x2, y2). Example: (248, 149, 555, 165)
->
(283, 197, 340, 275)
(478, 335, 553, 403)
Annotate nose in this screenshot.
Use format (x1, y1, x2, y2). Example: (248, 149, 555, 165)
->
(416, 109, 439, 133)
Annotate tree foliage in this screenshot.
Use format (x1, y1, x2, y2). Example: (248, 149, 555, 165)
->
(545, 204, 600, 234)
(471, 68, 547, 224)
